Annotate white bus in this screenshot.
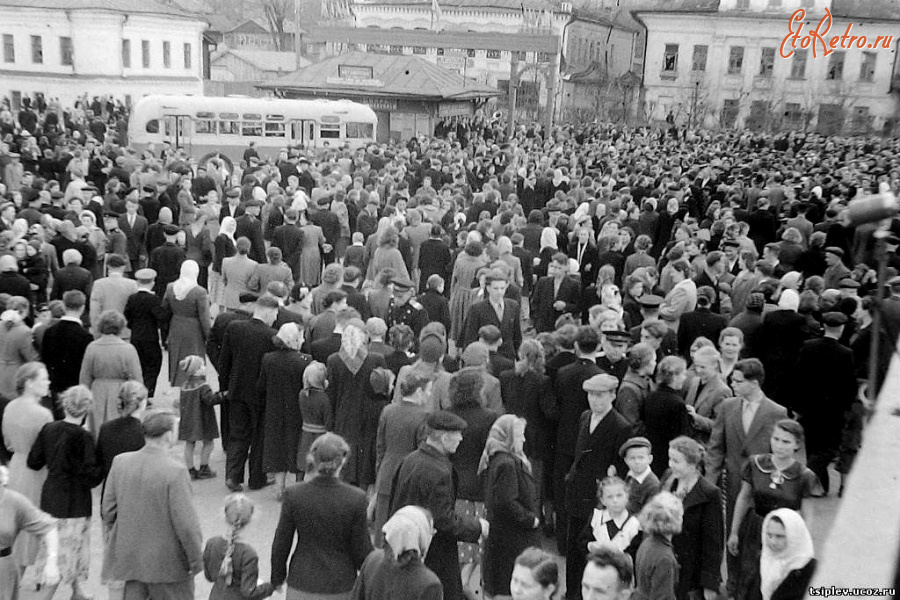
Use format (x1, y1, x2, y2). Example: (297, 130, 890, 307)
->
(127, 95, 377, 167)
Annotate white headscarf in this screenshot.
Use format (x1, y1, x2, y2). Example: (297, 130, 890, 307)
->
(540, 227, 558, 252)
(383, 505, 435, 562)
(778, 288, 800, 312)
(219, 217, 237, 243)
(173, 260, 200, 301)
(759, 509, 814, 600)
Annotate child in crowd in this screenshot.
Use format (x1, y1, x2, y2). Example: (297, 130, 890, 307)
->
(297, 361, 332, 479)
(175, 355, 220, 480)
(620, 436, 661, 515)
(633, 492, 684, 600)
(344, 231, 367, 273)
(204, 494, 275, 600)
(580, 476, 641, 556)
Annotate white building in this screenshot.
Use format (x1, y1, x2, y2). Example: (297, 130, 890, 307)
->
(633, 0, 900, 134)
(0, 0, 208, 110)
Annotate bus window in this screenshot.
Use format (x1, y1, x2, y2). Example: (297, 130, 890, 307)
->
(320, 123, 341, 139)
(219, 120, 240, 135)
(265, 122, 285, 137)
(345, 122, 374, 139)
(196, 111, 215, 119)
(243, 113, 262, 121)
(195, 119, 215, 134)
(145, 119, 159, 134)
(266, 114, 284, 121)
(242, 121, 263, 137)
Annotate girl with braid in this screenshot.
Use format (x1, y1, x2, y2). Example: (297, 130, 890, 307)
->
(203, 494, 276, 600)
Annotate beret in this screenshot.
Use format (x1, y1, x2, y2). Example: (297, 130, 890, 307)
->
(163, 224, 181, 236)
(619, 436, 652, 458)
(225, 188, 241, 198)
(426, 410, 467, 432)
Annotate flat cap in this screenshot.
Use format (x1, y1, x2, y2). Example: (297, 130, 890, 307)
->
(426, 410, 467, 432)
(225, 188, 241, 198)
(545, 198, 564, 212)
(239, 292, 260, 304)
(244, 199, 264, 208)
(604, 330, 632, 344)
(637, 294, 664, 308)
(583, 373, 619, 393)
(619, 436, 652, 458)
(135, 268, 157, 281)
(163, 224, 181, 236)
(721, 239, 740, 248)
(106, 254, 127, 268)
(824, 246, 844, 257)
(103, 211, 120, 219)
(838, 278, 860, 289)
(392, 274, 414, 290)
(822, 311, 848, 327)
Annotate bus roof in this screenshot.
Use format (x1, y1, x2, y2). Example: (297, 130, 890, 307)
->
(130, 95, 377, 121)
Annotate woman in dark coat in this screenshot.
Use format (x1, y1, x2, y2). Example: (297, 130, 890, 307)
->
(642, 356, 693, 476)
(271, 433, 373, 600)
(661, 436, 723, 600)
(163, 260, 211, 385)
(27, 385, 104, 600)
(211, 216, 237, 309)
(480, 415, 542, 598)
(95, 380, 147, 497)
(326, 319, 387, 488)
(258, 323, 311, 499)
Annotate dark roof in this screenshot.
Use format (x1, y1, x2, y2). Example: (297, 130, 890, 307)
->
(832, 0, 900, 20)
(259, 50, 499, 101)
(0, 0, 202, 18)
(355, 0, 559, 11)
(227, 19, 270, 34)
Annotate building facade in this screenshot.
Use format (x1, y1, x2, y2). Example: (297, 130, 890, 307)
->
(634, 0, 900, 134)
(0, 0, 207, 110)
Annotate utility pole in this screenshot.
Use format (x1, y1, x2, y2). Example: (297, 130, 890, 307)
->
(507, 52, 519, 141)
(294, 0, 303, 70)
(689, 79, 699, 130)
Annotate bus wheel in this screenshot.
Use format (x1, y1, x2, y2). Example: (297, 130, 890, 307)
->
(199, 152, 233, 173)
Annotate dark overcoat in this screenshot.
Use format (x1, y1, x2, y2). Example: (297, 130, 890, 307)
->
(258, 348, 312, 473)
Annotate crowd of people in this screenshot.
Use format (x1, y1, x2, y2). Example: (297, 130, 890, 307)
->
(0, 90, 898, 600)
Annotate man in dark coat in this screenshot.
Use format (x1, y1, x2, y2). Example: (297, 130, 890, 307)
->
(676, 286, 729, 356)
(417, 225, 452, 292)
(123, 269, 167, 398)
(564, 373, 633, 599)
(462, 269, 521, 360)
(235, 201, 266, 264)
(531, 253, 580, 333)
(793, 312, 857, 494)
(272, 208, 303, 281)
(119, 197, 149, 273)
(148, 224, 186, 300)
(0, 255, 33, 301)
(340, 267, 370, 321)
(389, 411, 485, 600)
(40, 290, 92, 419)
(50, 249, 92, 302)
(417, 276, 451, 334)
(387, 276, 430, 341)
(218, 296, 278, 492)
(552, 326, 602, 554)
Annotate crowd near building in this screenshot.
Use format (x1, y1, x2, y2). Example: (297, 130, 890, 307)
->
(1, 1, 900, 600)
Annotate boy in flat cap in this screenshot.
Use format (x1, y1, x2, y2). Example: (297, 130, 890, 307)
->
(618, 437, 660, 515)
(389, 410, 487, 600)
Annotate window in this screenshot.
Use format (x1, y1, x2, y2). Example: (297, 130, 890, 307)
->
(218, 120, 240, 135)
(860, 51, 876, 82)
(486, 49, 501, 60)
(663, 44, 678, 72)
(852, 106, 870, 131)
(721, 98, 740, 128)
(264, 122, 285, 137)
(183, 43, 192, 69)
(338, 64, 373, 79)
(10, 91, 21, 112)
(759, 47, 775, 77)
(436, 48, 444, 56)
(319, 123, 341, 139)
(60, 36, 73, 66)
(389, 45, 403, 54)
(691, 45, 707, 72)
(728, 46, 744, 74)
(3, 35, 14, 63)
(145, 119, 159, 133)
(466, 49, 476, 58)
(242, 113, 262, 136)
(537, 52, 551, 62)
(768, 0, 782, 6)
(412, 46, 427, 55)
(736, 0, 750, 7)
(31, 35, 42, 64)
(122, 39, 131, 68)
(346, 122, 374, 138)
(826, 51, 844, 80)
(784, 103, 803, 128)
(195, 119, 215, 134)
(163, 41, 171, 68)
(790, 49, 807, 79)
(141, 40, 150, 68)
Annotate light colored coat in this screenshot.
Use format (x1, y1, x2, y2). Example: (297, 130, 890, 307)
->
(101, 444, 203, 584)
(684, 374, 732, 443)
(221, 254, 258, 309)
(89, 274, 138, 337)
(659, 278, 697, 332)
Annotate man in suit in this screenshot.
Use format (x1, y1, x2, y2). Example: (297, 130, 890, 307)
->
(628, 295, 678, 356)
(90, 254, 138, 337)
(389, 411, 486, 600)
(51, 248, 92, 302)
(41, 290, 93, 419)
(564, 373, 633, 600)
(272, 208, 303, 282)
(676, 286, 729, 357)
(101, 411, 203, 600)
(660, 261, 697, 333)
(552, 326, 602, 554)
(148, 224, 186, 300)
(531, 252, 580, 333)
(705, 358, 786, 592)
(123, 269, 167, 398)
(417, 225, 452, 293)
(684, 346, 732, 444)
(793, 312, 856, 494)
(218, 295, 278, 492)
(119, 196, 148, 273)
(235, 200, 266, 264)
(219, 187, 245, 222)
(462, 269, 521, 360)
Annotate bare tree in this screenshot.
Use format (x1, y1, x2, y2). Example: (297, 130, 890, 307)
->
(258, 0, 293, 50)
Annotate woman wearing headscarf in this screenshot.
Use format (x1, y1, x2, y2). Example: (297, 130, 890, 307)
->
(211, 216, 237, 310)
(297, 202, 327, 287)
(757, 288, 812, 408)
(480, 414, 541, 599)
(326, 319, 387, 488)
(258, 323, 312, 500)
(366, 227, 409, 283)
(351, 505, 442, 600)
(749, 509, 815, 600)
(163, 260, 211, 385)
(535, 227, 558, 279)
(78, 210, 107, 279)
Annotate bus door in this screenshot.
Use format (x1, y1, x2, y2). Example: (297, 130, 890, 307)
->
(290, 119, 317, 148)
(163, 114, 193, 152)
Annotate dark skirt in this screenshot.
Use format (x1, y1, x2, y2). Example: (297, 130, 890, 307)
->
(483, 524, 542, 596)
